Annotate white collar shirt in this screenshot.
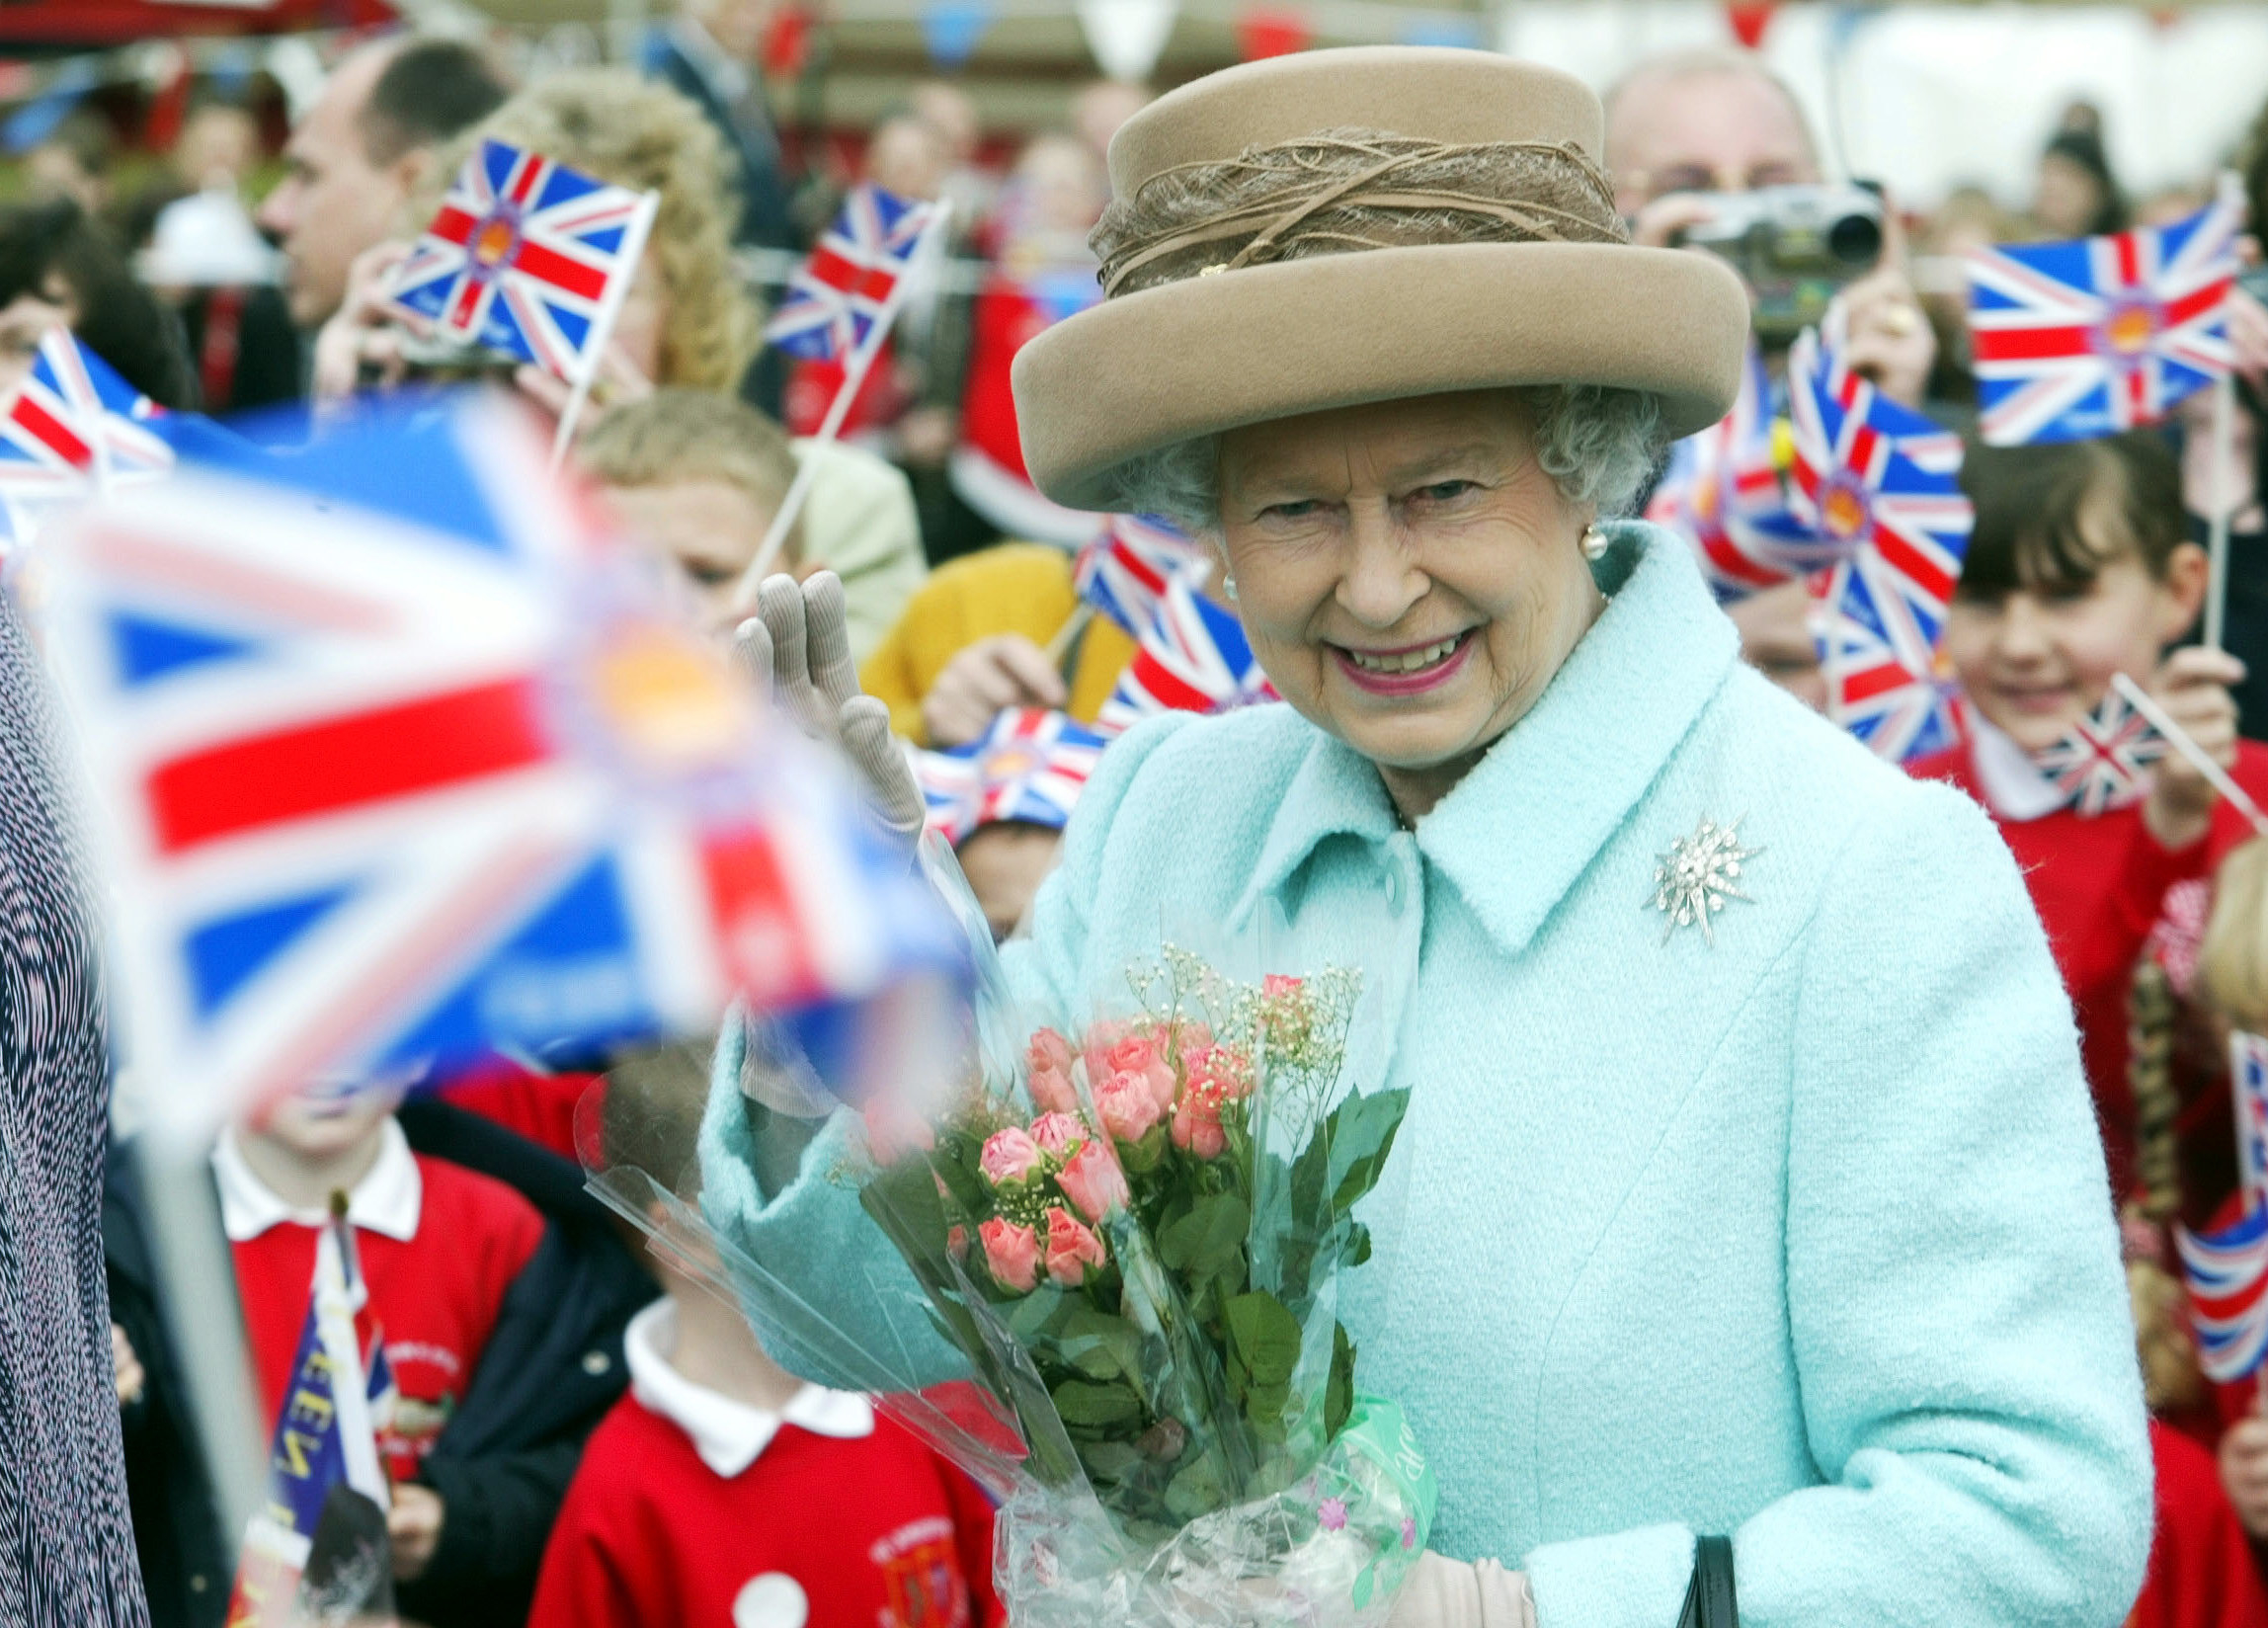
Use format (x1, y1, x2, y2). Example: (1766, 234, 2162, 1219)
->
(622, 1298, 873, 1479)
(211, 1118, 423, 1244)
(1967, 715, 2069, 824)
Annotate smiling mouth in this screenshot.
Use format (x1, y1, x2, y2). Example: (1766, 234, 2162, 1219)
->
(1339, 633, 1468, 676)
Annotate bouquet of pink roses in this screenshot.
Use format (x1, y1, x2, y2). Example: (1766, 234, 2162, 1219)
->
(844, 938, 1433, 1628)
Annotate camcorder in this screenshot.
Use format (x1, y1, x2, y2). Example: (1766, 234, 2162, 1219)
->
(1675, 183, 1888, 345)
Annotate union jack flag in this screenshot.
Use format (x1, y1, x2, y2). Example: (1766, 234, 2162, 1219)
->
(230, 1215, 392, 1628)
(1793, 324, 1975, 763)
(915, 707, 1107, 846)
(2236, 1030, 2268, 1212)
(1097, 569, 1277, 734)
(0, 327, 174, 506)
(1967, 178, 2242, 446)
(386, 139, 660, 385)
(42, 392, 956, 1141)
(2031, 687, 2167, 816)
(1645, 341, 1821, 600)
(765, 184, 942, 363)
(2178, 1204, 2268, 1383)
(1073, 513, 1209, 636)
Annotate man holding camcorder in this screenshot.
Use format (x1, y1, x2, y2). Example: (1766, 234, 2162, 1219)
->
(1605, 45, 1937, 706)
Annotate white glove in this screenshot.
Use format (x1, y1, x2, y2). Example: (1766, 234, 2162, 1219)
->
(735, 570, 927, 854)
(1387, 1553, 1536, 1628)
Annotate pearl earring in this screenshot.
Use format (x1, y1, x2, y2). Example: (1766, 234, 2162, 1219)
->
(1224, 575, 1239, 602)
(1580, 525, 1609, 561)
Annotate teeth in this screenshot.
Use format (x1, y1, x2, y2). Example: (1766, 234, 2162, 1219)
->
(1347, 636, 1461, 675)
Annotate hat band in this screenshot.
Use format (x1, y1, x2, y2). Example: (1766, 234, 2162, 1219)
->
(1097, 137, 1624, 298)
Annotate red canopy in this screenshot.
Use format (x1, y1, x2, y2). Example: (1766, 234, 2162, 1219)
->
(0, 1, 396, 46)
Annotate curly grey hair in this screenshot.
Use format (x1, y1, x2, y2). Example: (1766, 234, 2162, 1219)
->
(1104, 384, 1664, 534)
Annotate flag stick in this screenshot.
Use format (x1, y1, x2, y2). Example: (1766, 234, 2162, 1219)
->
(1043, 603, 1093, 669)
(737, 202, 954, 604)
(549, 190, 661, 470)
(137, 1135, 270, 1544)
(2205, 371, 2238, 651)
(2112, 671, 2268, 836)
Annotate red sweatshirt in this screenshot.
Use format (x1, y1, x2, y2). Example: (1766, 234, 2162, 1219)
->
(221, 1122, 544, 1479)
(1910, 736, 2268, 1199)
(2133, 1419, 2268, 1628)
(530, 1305, 1003, 1628)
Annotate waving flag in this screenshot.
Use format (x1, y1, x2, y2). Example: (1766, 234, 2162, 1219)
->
(0, 327, 174, 504)
(915, 707, 1108, 846)
(42, 392, 959, 1141)
(2236, 1031, 2268, 1212)
(2031, 687, 2167, 816)
(1792, 325, 1975, 764)
(1645, 341, 1820, 600)
(386, 138, 660, 386)
(2179, 1205, 2268, 1383)
(1073, 514, 1210, 636)
(1967, 179, 2242, 446)
(1097, 569, 1277, 734)
(765, 184, 941, 363)
(229, 1216, 393, 1628)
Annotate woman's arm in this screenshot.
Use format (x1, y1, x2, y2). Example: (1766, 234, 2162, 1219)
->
(1525, 782, 2153, 1628)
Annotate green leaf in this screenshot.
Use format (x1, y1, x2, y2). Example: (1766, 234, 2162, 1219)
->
(1158, 1193, 1251, 1281)
(1057, 1305, 1140, 1381)
(1164, 1444, 1231, 1521)
(1051, 1378, 1144, 1428)
(1326, 1321, 1355, 1440)
(1004, 1285, 1066, 1343)
(1326, 1087, 1411, 1215)
(1226, 1292, 1301, 1393)
(1079, 1439, 1143, 1484)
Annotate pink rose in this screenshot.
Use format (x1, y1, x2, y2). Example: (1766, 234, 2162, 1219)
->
(1055, 1137, 1131, 1222)
(946, 1224, 968, 1262)
(1102, 1034, 1178, 1112)
(980, 1218, 1039, 1293)
(1028, 1062, 1079, 1116)
(1094, 1068, 1167, 1145)
(1080, 1019, 1134, 1093)
(1029, 1111, 1086, 1158)
(1170, 1020, 1215, 1060)
(1029, 1027, 1076, 1076)
(1263, 974, 1303, 997)
(979, 1126, 1045, 1186)
(1171, 1079, 1228, 1160)
(1043, 1206, 1108, 1287)
(1184, 1043, 1255, 1103)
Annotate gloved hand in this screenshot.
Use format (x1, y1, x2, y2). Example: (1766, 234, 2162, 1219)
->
(1386, 1552, 1536, 1628)
(736, 570, 926, 855)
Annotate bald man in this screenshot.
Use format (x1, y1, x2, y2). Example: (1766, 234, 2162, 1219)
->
(256, 38, 506, 330)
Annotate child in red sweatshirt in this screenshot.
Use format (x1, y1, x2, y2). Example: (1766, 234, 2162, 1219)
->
(529, 1046, 1003, 1628)
(217, 1082, 545, 1574)
(1911, 430, 2264, 1206)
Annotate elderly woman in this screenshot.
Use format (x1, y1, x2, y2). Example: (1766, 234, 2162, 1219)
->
(712, 48, 2149, 1626)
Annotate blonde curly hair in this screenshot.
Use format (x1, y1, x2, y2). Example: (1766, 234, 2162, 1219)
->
(416, 69, 759, 392)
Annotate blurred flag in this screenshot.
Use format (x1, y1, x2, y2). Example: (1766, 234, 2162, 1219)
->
(43, 392, 959, 1141)
(915, 707, 1107, 846)
(1073, 514, 1209, 636)
(1793, 324, 1975, 764)
(0, 327, 175, 505)
(765, 183, 942, 363)
(1645, 341, 1819, 599)
(950, 265, 1106, 547)
(2236, 1031, 2268, 1213)
(229, 1215, 392, 1628)
(387, 138, 660, 386)
(1966, 178, 2242, 446)
(2178, 1205, 2268, 1384)
(2030, 688, 2167, 816)
(1097, 569, 1277, 734)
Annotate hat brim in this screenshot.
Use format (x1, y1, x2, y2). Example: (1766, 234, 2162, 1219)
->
(1012, 241, 1752, 513)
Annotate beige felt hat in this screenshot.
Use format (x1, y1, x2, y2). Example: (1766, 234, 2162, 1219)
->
(1011, 46, 1751, 512)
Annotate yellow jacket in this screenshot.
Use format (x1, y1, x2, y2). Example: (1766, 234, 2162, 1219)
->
(860, 543, 1136, 745)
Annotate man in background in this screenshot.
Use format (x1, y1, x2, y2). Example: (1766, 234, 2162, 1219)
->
(643, 0, 795, 252)
(256, 37, 508, 335)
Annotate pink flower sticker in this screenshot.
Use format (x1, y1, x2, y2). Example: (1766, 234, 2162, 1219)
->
(1319, 1497, 1347, 1533)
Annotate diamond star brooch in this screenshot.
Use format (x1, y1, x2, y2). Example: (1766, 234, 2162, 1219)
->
(1649, 815, 1760, 945)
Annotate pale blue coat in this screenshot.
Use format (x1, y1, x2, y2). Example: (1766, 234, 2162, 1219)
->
(702, 524, 2151, 1627)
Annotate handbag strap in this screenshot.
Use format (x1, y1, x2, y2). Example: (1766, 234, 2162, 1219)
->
(1674, 1536, 1739, 1628)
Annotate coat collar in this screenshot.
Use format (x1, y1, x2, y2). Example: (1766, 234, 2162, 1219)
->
(624, 1299, 874, 1478)
(1235, 523, 1739, 955)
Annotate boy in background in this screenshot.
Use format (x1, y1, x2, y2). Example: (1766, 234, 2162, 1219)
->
(529, 1044, 1002, 1628)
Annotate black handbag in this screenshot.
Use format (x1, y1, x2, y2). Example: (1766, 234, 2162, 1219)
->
(1674, 1536, 1738, 1628)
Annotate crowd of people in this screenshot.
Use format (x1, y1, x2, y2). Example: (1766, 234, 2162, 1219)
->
(4, 4, 2268, 1626)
